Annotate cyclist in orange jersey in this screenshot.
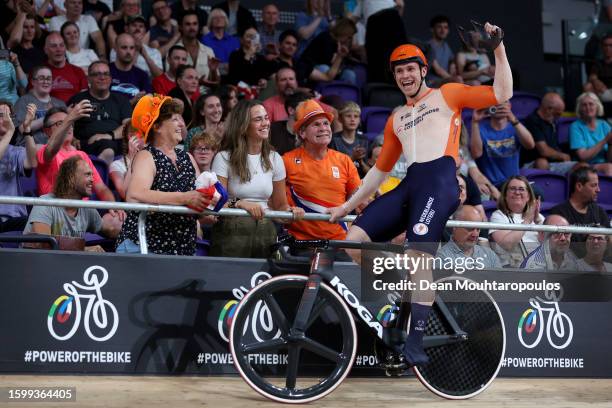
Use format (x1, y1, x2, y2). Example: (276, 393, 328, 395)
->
(328, 22, 512, 367)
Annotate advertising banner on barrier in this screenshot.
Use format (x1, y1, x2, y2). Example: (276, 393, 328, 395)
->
(0, 249, 610, 377)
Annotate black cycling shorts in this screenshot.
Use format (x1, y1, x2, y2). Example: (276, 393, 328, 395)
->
(353, 156, 460, 256)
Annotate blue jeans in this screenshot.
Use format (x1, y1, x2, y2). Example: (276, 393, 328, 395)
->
(115, 239, 141, 254)
(314, 64, 357, 84)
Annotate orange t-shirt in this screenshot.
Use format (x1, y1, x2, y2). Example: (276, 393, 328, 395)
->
(376, 83, 498, 172)
(283, 147, 361, 240)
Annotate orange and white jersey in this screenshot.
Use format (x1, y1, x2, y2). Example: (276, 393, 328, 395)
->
(376, 83, 498, 172)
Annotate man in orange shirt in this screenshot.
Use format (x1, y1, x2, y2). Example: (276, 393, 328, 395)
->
(283, 99, 360, 253)
(329, 22, 512, 367)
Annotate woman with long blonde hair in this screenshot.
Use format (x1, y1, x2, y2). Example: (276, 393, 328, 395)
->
(210, 99, 304, 258)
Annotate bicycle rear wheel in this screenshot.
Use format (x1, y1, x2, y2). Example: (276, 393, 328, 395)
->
(229, 275, 357, 403)
(413, 276, 505, 399)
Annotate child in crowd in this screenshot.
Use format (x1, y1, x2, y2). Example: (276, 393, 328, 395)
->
(329, 101, 371, 178)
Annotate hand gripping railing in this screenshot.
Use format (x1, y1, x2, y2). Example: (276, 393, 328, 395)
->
(1, 195, 611, 254)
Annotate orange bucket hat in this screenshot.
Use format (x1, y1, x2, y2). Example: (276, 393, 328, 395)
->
(132, 94, 172, 142)
(293, 99, 334, 133)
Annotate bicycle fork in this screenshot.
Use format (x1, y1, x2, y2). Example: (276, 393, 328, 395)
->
(287, 249, 334, 340)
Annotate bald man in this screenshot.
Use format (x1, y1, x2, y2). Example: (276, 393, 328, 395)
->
(437, 205, 502, 270)
(521, 214, 579, 270)
(522, 92, 579, 174)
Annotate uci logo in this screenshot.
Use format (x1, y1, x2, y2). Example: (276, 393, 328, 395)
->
(517, 290, 573, 350)
(47, 266, 119, 342)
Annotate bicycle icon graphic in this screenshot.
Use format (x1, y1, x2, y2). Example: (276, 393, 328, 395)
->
(47, 265, 119, 342)
(518, 290, 573, 350)
(218, 271, 281, 343)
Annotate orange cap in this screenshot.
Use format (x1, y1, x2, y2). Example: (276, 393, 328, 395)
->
(293, 99, 335, 133)
(131, 94, 172, 142)
(389, 44, 428, 69)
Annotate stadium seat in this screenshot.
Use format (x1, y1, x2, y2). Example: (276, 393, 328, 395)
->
(361, 106, 391, 134)
(482, 200, 497, 219)
(520, 168, 553, 178)
(19, 169, 38, 197)
(364, 83, 405, 109)
(363, 132, 380, 142)
(89, 155, 109, 185)
(510, 92, 541, 120)
(351, 63, 368, 89)
(316, 81, 361, 104)
(526, 172, 568, 204)
(556, 117, 576, 147)
(597, 175, 612, 213)
(0, 231, 22, 248)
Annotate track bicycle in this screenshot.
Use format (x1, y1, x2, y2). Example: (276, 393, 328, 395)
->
(229, 237, 505, 403)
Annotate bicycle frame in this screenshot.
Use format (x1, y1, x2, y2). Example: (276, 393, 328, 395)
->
(288, 246, 469, 352)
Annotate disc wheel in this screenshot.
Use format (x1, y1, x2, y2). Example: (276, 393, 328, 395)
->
(413, 276, 505, 399)
(229, 275, 357, 403)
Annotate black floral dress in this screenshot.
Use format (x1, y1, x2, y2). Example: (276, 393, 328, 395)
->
(116, 145, 197, 255)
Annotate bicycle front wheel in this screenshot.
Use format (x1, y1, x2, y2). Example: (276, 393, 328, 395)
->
(229, 275, 357, 403)
(413, 276, 505, 399)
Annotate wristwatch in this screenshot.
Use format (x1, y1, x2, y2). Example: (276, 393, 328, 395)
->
(22, 131, 32, 136)
(228, 198, 239, 208)
(511, 120, 520, 126)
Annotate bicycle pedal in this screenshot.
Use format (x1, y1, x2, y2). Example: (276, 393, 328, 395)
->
(381, 353, 409, 374)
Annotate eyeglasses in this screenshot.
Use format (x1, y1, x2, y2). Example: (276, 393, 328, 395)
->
(89, 72, 111, 78)
(508, 186, 527, 193)
(153, 4, 168, 11)
(34, 76, 52, 82)
(44, 120, 64, 128)
(193, 146, 213, 153)
(587, 236, 607, 242)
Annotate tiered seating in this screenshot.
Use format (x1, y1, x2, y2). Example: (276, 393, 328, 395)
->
(510, 92, 541, 120)
(364, 83, 405, 109)
(316, 81, 361, 104)
(361, 106, 391, 134)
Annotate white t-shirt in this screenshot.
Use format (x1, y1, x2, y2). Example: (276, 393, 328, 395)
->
(488, 209, 545, 267)
(109, 158, 127, 176)
(212, 150, 286, 210)
(66, 48, 99, 71)
(48, 15, 100, 49)
(363, 0, 396, 21)
(176, 40, 215, 80)
(110, 45, 163, 78)
(488, 210, 545, 243)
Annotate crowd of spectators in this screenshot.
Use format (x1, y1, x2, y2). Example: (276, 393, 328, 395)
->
(0, 1, 609, 270)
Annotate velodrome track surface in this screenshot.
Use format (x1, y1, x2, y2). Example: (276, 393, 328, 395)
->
(1, 376, 611, 407)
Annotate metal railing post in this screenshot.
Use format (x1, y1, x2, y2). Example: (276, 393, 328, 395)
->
(137, 211, 148, 254)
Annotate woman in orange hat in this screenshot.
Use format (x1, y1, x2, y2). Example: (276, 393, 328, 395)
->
(115, 94, 210, 255)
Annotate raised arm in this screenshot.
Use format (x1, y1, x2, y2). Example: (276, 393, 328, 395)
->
(43, 100, 92, 162)
(7, 12, 26, 49)
(486, 22, 513, 103)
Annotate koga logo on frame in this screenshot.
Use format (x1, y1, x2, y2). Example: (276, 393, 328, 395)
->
(47, 266, 119, 342)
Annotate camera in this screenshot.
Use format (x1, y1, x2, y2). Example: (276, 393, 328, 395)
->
(487, 106, 497, 115)
(0, 49, 10, 59)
